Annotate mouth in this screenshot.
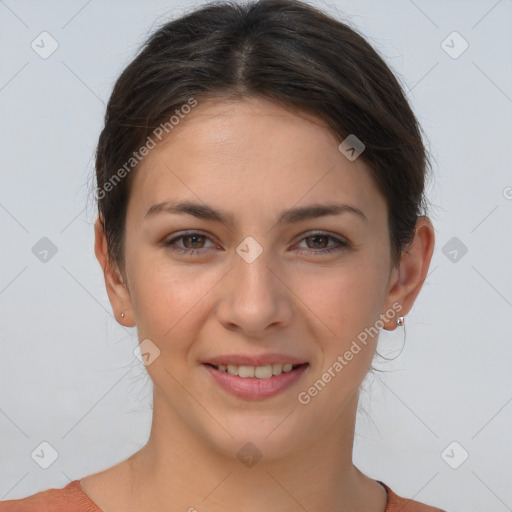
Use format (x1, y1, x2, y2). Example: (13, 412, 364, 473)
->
(202, 362, 309, 400)
(203, 362, 308, 379)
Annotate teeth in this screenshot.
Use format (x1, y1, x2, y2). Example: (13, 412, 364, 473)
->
(217, 363, 296, 378)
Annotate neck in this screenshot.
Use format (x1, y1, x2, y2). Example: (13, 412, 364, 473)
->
(120, 388, 387, 512)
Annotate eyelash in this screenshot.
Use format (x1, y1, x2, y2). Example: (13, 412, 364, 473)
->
(162, 231, 348, 256)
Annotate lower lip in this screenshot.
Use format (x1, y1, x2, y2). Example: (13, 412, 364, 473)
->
(203, 363, 309, 400)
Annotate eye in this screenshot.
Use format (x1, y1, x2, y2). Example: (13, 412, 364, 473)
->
(162, 231, 217, 254)
(162, 230, 348, 256)
(294, 232, 349, 255)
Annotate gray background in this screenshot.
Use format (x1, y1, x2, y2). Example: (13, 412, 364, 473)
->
(1, 1, 511, 511)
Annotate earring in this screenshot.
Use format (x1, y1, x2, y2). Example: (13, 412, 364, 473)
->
(121, 312, 125, 318)
(396, 316, 405, 326)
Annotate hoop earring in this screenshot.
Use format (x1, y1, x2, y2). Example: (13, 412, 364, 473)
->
(396, 316, 405, 326)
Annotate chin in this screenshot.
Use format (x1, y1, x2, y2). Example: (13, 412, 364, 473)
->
(197, 416, 307, 465)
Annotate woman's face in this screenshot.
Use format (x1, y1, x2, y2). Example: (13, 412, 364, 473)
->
(112, 96, 403, 459)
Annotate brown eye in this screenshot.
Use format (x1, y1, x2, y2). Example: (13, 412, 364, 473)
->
(305, 234, 329, 249)
(295, 232, 348, 255)
(163, 231, 216, 254)
(181, 234, 206, 249)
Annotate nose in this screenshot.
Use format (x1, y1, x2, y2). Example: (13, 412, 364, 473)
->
(216, 246, 293, 337)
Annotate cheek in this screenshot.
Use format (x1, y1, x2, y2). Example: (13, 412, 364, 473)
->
(129, 261, 222, 342)
(295, 268, 386, 394)
(290, 261, 384, 338)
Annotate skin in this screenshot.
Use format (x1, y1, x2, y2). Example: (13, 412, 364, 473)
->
(86, 96, 435, 512)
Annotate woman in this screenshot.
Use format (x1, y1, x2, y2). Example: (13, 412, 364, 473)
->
(0, 0, 444, 510)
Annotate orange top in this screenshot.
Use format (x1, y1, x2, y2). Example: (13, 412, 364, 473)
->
(0, 479, 446, 511)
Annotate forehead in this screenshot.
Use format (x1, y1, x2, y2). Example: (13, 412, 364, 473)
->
(127, 96, 384, 224)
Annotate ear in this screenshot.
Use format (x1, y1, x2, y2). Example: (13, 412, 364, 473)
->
(381, 216, 435, 331)
(94, 216, 135, 327)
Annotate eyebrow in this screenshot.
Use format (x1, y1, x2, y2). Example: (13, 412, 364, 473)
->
(144, 200, 368, 226)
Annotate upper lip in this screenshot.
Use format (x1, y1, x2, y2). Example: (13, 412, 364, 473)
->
(203, 354, 308, 367)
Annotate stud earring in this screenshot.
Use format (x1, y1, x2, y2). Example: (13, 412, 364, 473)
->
(396, 316, 405, 326)
(121, 312, 125, 318)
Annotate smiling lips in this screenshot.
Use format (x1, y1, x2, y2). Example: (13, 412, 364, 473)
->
(202, 353, 309, 400)
(203, 353, 308, 367)
(203, 354, 308, 379)
(207, 362, 301, 378)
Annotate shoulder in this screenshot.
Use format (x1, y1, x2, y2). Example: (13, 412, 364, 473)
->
(378, 481, 447, 512)
(0, 480, 102, 512)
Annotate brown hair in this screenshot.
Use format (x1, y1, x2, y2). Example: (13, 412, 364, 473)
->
(93, 0, 432, 271)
